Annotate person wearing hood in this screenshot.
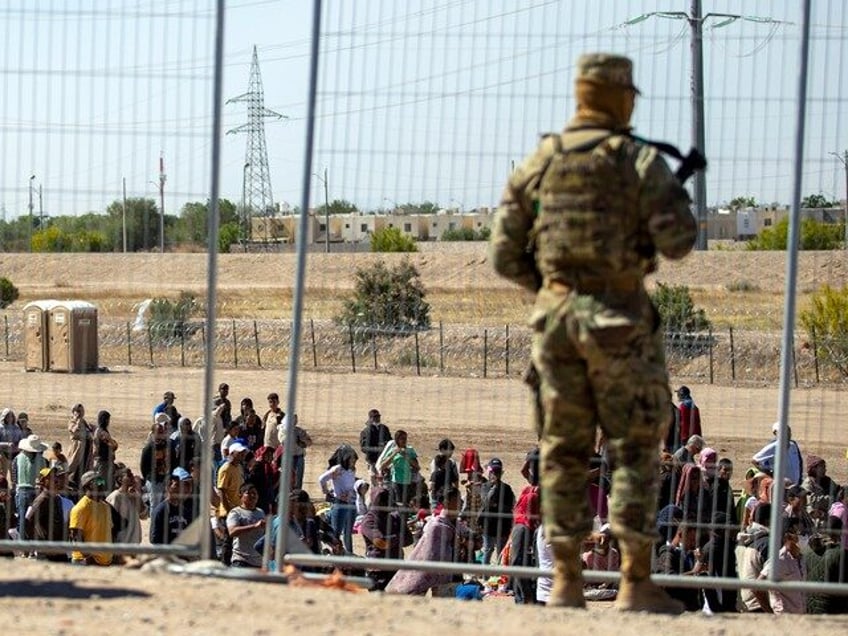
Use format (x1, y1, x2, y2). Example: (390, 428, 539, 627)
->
(66, 403, 94, 492)
(675, 387, 701, 443)
(737, 502, 772, 612)
(802, 455, 838, 529)
(359, 485, 412, 589)
(0, 408, 24, 482)
(752, 421, 804, 486)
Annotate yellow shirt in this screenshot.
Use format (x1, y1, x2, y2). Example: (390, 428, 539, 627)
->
(69, 495, 113, 565)
(216, 461, 243, 517)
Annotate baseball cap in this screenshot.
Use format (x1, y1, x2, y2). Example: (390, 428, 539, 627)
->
(79, 470, 101, 488)
(163, 390, 176, 400)
(228, 441, 248, 455)
(487, 458, 504, 472)
(171, 467, 193, 482)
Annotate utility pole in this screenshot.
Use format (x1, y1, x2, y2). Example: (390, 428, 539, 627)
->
(831, 150, 848, 249)
(313, 169, 330, 253)
(38, 184, 43, 231)
(158, 153, 166, 253)
(622, 6, 785, 251)
(122, 177, 127, 253)
(690, 0, 708, 250)
(27, 175, 35, 252)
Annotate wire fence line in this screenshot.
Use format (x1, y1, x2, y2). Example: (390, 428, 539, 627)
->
(4, 313, 848, 388)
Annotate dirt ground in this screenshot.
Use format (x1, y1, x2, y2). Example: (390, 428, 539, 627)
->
(3, 248, 848, 633)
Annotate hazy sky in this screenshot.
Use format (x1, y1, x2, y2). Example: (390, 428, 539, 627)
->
(0, 0, 845, 221)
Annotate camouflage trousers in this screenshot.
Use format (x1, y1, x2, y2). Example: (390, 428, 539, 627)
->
(530, 286, 669, 549)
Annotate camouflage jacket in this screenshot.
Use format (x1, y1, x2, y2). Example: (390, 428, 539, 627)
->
(490, 120, 697, 293)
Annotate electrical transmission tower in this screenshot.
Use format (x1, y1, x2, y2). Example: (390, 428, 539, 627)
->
(227, 46, 286, 245)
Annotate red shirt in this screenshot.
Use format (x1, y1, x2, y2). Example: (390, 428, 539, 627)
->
(513, 484, 541, 530)
(678, 402, 701, 441)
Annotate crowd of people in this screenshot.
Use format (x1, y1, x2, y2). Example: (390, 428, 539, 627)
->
(0, 383, 846, 613)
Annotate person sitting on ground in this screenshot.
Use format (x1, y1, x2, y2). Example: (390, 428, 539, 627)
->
(802, 455, 839, 529)
(106, 465, 146, 545)
(752, 421, 804, 486)
(654, 520, 703, 612)
(26, 466, 68, 561)
(803, 516, 848, 614)
(672, 435, 704, 468)
(226, 482, 266, 568)
(150, 467, 194, 545)
(385, 487, 466, 595)
(757, 521, 806, 614)
(698, 511, 738, 613)
(737, 502, 772, 613)
(69, 470, 113, 566)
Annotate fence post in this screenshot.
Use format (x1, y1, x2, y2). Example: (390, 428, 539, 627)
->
(232, 319, 238, 368)
(439, 321, 444, 372)
(414, 331, 421, 376)
(483, 328, 488, 379)
(200, 324, 207, 367)
(505, 324, 510, 376)
(253, 320, 261, 367)
(310, 319, 317, 368)
(729, 326, 735, 381)
(708, 326, 713, 384)
(147, 325, 154, 366)
(180, 327, 185, 367)
(811, 325, 819, 383)
(3, 315, 8, 358)
(371, 330, 378, 370)
(792, 345, 799, 388)
(348, 323, 356, 373)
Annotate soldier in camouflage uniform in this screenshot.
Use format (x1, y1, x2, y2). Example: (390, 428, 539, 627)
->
(490, 53, 697, 612)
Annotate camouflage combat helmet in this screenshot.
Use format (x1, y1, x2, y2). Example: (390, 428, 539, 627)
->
(575, 53, 640, 94)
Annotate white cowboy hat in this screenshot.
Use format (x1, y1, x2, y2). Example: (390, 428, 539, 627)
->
(19, 434, 48, 453)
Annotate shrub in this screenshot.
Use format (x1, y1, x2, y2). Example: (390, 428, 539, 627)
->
(651, 283, 711, 333)
(799, 284, 848, 377)
(147, 292, 203, 343)
(371, 226, 417, 253)
(0, 277, 19, 308)
(726, 279, 759, 292)
(441, 227, 491, 241)
(336, 260, 430, 337)
(218, 221, 241, 253)
(746, 217, 844, 251)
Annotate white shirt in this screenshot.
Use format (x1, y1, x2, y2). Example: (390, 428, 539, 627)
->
(318, 465, 357, 503)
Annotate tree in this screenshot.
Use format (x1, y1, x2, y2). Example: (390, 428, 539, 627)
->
(441, 227, 491, 241)
(799, 285, 848, 377)
(106, 197, 159, 251)
(371, 226, 417, 252)
(336, 260, 430, 336)
(316, 199, 358, 216)
(802, 193, 839, 209)
(728, 196, 757, 210)
(179, 199, 238, 246)
(397, 201, 439, 215)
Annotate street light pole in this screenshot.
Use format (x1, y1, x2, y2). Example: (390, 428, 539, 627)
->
(158, 154, 166, 254)
(831, 150, 848, 249)
(27, 175, 35, 252)
(38, 184, 43, 230)
(313, 169, 330, 253)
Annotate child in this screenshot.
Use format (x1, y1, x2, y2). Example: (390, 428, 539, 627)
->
(353, 478, 369, 533)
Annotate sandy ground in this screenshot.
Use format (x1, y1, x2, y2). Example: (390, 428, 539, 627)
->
(2, 248, 848, 633)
